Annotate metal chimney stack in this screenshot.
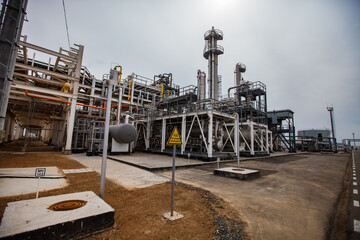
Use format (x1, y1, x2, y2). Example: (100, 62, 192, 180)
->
(203, 26, 224, 100)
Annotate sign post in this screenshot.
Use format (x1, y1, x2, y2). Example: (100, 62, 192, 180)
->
(163, 126, 183, 220)
(35, 168, 46, 199)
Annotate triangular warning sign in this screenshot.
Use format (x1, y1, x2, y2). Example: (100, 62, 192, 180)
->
(167, 127, 182, 145)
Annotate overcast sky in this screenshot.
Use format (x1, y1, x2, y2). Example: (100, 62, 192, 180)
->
(22, 0, 360, 141)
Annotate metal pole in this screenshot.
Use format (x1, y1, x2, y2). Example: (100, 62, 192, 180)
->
(36, 177, 40, 199)
(171, 145, 176, 216)
(353, 133, 356, 148)
(327, 107, 337, 152)
(99, 75, 115, 199)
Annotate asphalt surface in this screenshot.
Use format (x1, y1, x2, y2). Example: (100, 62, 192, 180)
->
(159, 153, 349, 240)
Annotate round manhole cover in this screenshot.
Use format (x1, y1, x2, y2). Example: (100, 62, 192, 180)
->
(232, 168, 245, 172)
(49, 200, 87, 211)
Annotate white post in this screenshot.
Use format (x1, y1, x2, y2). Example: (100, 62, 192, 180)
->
(265, 126, 269, 154)
(161, 119, 166, 152)
(181, 116, 186, 154)
(99, 69, 117, 199)
(145, 117, 151, 150)
(234, 113, 240, 167)
(35, 177, 40, 199)
(208, 112, 213, 158)
(250, 122, 255, 155)
(64, 45, 84, 154)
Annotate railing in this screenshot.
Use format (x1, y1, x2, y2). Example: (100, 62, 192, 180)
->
(203, 44, 224, 56)
(204, 28, 223, 39)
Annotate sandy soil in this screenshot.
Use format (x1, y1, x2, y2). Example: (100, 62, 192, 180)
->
(0, 151, 247, 239)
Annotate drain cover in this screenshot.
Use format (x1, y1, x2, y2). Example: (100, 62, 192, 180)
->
(232, 168, 245, 171)
(49, 200, 87, 211)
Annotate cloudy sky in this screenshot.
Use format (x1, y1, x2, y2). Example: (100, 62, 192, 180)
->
(22, 0, 360, 141)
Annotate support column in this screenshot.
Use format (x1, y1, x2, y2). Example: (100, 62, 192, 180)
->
(234, 113, 240, 167)
(9, 117, 16, 141)
(64, 45, 84, 154)
(145, 117, 151, 150)
(208, 112, 213, 158)
(260, 129, 264, 151)
(181, 115, 186, 154)
(4, 116, 11, 142)
(117, 86, 123, 125)
(250, 122, 254, 155)
(161, 119, 166, 152)
(0, 0, 28, 144)
(265, 126, 269, 154)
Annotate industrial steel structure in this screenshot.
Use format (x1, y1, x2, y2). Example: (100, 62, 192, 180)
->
(1, 19, 298, 159)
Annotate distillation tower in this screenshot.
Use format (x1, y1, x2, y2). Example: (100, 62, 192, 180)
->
(203, 26, 224, 100)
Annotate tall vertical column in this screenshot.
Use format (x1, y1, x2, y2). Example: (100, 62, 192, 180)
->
(203, 27, 224, 100)
(0, 0, 28, 143)
(64, 45, 84, 154)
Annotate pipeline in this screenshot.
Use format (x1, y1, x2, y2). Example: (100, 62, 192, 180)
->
(114, 65, 122, 85)
(156, 85, 164, 101)
(25, 90, 106, 110)
(128, 80, 133, 101)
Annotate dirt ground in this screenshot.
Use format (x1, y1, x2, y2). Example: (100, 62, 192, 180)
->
(0, 151, 247, 240)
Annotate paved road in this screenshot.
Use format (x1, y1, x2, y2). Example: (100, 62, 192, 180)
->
(159, 153, 348, 240)
(351, 150, 360, 239)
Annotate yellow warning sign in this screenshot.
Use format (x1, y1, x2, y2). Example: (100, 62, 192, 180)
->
(167, 127, 182, 145)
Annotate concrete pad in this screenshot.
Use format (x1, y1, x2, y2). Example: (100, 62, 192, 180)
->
(214, 167, 260, 180)
(70, 154, 169, 189)
(0, 191, 115, 239)
(162, 211, 184, 221)
(0, 167, 64, 178)
(62, 168, 94, 174)
(0, 178, 68, 197)
(108, 152, 206, 171)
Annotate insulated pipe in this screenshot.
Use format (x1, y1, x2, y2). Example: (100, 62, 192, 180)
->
(109, 124, 137, 143)
(228, 85, 242, 98)
(25, 90, 106, 109)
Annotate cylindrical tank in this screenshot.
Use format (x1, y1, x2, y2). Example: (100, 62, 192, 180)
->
(235, 62, 246, 86)
(197, 70, 206, 101)
(109, 124, 137, 143)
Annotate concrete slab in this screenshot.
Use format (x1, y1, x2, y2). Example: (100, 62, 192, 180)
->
(107, 152, 206, 171)
(214, 167, 260, 180)
(107, 152, 306, 171)
(70, 154, 169, 189)
(0, 178, 68, 197)
(0, 191, 115, 239)
(62, 168, 94, 174)
(0, 167, 64, 178)
(0, 167, 67, 197)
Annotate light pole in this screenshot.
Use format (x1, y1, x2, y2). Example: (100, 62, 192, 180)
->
(353, 132, 356, 148)
(327, 107, 337, 152)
